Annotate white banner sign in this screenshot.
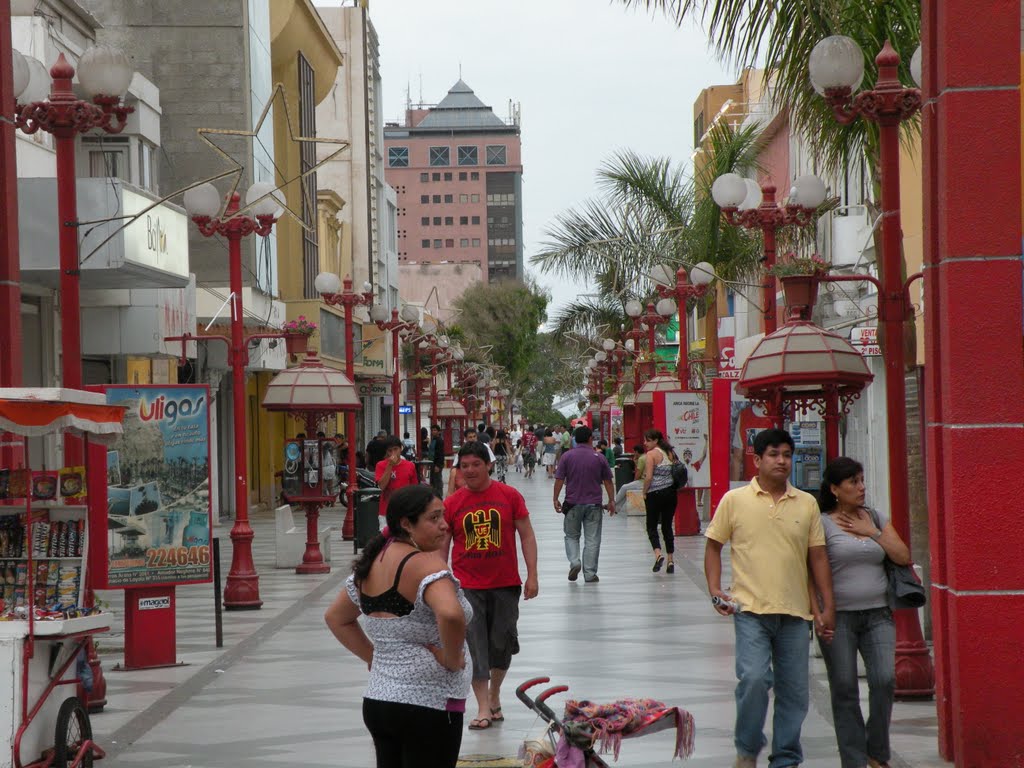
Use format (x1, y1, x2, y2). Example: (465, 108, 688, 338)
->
(851, 325, 881, 356)
(663, 391, 711, 489)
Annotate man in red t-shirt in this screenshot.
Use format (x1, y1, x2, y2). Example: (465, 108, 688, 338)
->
(443, 442, 538, 731)
(520, 430, 538, 478)
(375, 436, 419, 520)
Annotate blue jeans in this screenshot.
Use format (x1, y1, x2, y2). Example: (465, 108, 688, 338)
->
(818, 608, 895, 768)
(734, 612, 811, 767)
(563, 504, 603, 580)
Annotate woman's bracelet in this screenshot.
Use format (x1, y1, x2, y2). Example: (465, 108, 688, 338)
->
(870, 528, 883, 541)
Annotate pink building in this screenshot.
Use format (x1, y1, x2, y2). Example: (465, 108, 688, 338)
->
(384, 80, 523, 282)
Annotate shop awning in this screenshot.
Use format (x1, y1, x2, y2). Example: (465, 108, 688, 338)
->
(0, 388, 126, 444)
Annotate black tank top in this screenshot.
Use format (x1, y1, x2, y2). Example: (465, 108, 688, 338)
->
(359, 551, 420, 617)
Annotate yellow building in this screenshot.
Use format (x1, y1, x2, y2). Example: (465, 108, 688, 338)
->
(251, 0, 344, 493)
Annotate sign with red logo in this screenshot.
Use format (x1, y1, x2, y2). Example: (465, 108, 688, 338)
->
(655, 391, 711, 489)
(718, 317, 739, 379)
(851, 325, 881, 356)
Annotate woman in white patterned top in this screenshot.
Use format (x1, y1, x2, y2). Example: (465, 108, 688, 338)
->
(325, 484, 472, 768)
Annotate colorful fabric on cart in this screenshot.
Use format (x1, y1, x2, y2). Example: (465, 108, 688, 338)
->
(561, 697, 696, 761)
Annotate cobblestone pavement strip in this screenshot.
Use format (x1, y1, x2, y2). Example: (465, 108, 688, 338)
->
(90, 471, 946, 767)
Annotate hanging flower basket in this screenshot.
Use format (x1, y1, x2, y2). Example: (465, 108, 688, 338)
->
(779, 274, 821, 322)
(284, 334, 309, 358)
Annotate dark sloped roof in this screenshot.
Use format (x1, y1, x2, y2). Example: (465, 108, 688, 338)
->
(416, 79, 507, 130)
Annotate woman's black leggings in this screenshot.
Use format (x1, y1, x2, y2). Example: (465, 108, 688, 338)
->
(363, 698, 463, 768)
(645, 487, 677, 554)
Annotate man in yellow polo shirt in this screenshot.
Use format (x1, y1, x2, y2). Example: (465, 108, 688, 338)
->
(705, 428, 835, 768)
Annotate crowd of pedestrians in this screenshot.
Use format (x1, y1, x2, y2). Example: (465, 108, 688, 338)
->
(326, 421, 908, 768)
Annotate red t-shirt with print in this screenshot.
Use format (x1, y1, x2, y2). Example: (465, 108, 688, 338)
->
(375, 458, 419, 515)
(444, 480, 529, 590)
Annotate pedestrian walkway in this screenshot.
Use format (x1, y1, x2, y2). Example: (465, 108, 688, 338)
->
(91, 473, 946, 767)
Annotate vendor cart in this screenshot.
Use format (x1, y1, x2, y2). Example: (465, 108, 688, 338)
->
(0, 388, 125, 768)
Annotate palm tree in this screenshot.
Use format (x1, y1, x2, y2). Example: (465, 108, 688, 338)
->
(533, 121, 766, 340)
(619, 0, 920, 175)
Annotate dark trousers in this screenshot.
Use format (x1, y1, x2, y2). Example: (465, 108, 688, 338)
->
(363, 698, 463, 768)
(645, 487, 677, 554)
(430, 466, 444, 497)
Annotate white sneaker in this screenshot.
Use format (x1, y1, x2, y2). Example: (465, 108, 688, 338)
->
(733, 756, 756, 768)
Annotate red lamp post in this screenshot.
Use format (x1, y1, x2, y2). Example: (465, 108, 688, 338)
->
(809, 35, 932, 698)
(652, 262, 717, 388)
(711, 173, 827, 335)
(12, 48, 134, 461)
(183, 182, 281, 609)
(315, 273, 374, 541)
(370, 304, 419, 437)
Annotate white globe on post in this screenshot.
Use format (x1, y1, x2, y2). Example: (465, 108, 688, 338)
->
(314, 271, 342, 296)
(421, 317, 437, 335)
(400, 304, 419, 323)
(20, 56, 51, 104)
(183, 182, 222, 219)
(711, 172, 748, 209)
(625, 299, 643, 318)
(438, 335, 450, 349)
(690, 261, 716, 287)
(651, 263, 675, 287)
(418, 340, 428, 349)
(739, 179, 763, 211)
(791, 174, 827, 209)
(77, 44, 133, 99)
(910, 45, 923, 89)
(246, 181, 284, 218)
(11, 49, 29, 101)
(453, 348, 464, 362)
(656, 297, 677, 317)
(595, 351, 607, 362)
(362, 281, 373, 294)
(602, 338, 615, 352)
(370, 304, 389, 323)
(809, 35, 865, 95)
(625, 339, 635, 351)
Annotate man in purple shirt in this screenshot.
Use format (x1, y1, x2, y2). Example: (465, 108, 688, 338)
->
(553, 426, 616, 583)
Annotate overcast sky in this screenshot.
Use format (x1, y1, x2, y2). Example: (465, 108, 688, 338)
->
(321, 0, 737, 319)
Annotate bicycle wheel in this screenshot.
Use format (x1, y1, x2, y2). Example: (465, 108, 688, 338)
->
(53, 697, 93, 768)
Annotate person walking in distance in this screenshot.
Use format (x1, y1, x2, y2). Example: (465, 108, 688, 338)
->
(375, 436, 420, 528)
(443, 442, 539, 731)
(704, 428, 835, 768)
(642, 429, 680, 574)
(553, 426, 616, 583)
(520, 429, 538, 479)
(428, 424, 445, 497)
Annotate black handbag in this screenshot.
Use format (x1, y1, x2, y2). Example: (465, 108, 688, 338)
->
(868, 508, 927, 609)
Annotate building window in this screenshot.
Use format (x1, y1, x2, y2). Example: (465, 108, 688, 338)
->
(420, 172, 429, 182)
(432, 195, 441, 203)
(298, 52, 319, 298)
(458, 146, 478, 166)
(460, 216, 469, 225)
(85, 140, 129, 181)
(421, 217, 430, 226)
(432, 172, 441, 181)
(433, 239, 442, 248)
(444, 194, 453, 203)
(138, 141, 157, 191)
(459, 172, 468, 181)
(486, 145, 506, 165)
(472, 238, 481, 247)
(444, 216, 453, 225)
(460, 238, 469, 247)
(459, 194, 469, 203)
(388, 146, 409, 167)
(444, 172, 453, 181)
(471, 215, 480, 225)
(420, 195, 429, 204)
(471, 172, 480, 180)
(422, 239, 431, 248)
(429, 146, 450, 166)
(445, 239, 454, 248)
(433, 217, 442, 225)
(471, 194, 480, 203)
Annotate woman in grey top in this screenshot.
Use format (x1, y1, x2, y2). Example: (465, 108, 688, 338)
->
(814, 457, 911, 768)
(325, 484, 472, 768)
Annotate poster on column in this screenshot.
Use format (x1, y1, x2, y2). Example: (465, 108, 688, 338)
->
(659, 391, 711, 489)
(101, 385, 213, 588)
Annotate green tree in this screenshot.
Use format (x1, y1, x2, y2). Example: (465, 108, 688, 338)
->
(450, 278, 549, 413)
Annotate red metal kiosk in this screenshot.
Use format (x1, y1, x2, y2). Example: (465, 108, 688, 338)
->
(0, 388, 125, 768)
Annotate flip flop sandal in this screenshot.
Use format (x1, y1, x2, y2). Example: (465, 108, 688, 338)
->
(491, 706, 504, 722)
(468, 717, 493, 730)
(652, 556, 665, 573)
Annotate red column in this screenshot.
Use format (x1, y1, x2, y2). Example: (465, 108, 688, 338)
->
(760, 188, 779, 335)
(924, 2, 1024, 763)
(223, 233, 261, 608)
(342, 302, 357, 540)
(0, 0, 24, 466)
(391, 323, 401, 437)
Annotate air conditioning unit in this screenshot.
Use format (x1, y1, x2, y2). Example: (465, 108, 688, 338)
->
(829, 206, 876, 267)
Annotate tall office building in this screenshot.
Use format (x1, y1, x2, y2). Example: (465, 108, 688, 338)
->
(384, 80, 523, 283)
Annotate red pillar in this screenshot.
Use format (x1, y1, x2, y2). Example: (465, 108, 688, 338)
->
(924, 2, 1024, 763)
(0, 0, 24, 465)
(223, 232, 260, 608)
